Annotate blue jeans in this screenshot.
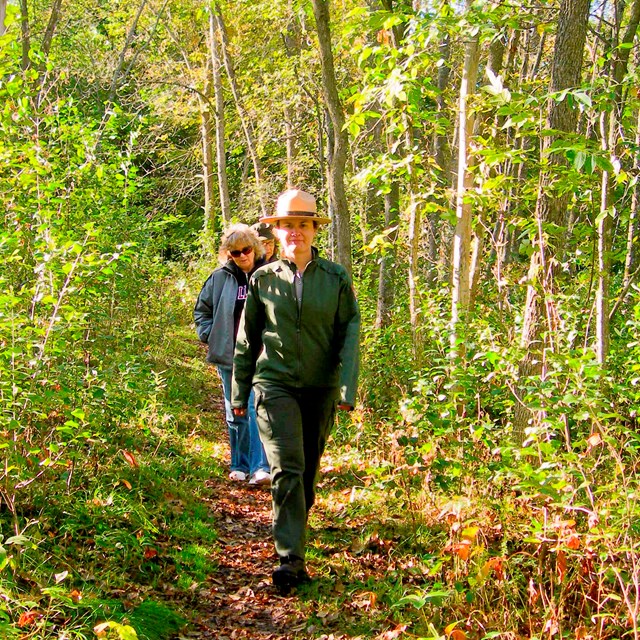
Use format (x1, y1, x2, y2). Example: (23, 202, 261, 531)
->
(217, 366, 269, 476)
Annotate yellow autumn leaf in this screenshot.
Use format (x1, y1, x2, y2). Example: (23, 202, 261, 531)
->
(461, 526, 480, 541)
(445, 622, 458, 635)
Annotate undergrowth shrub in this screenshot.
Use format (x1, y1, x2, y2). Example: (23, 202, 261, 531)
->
(0, 29, 196, 638)
(354, 281, 640, 637)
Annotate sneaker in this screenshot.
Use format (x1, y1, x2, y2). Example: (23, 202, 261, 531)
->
(228, 470, 247, 481)
(248, 470, 271, 486)
(272, 555, 310, 590)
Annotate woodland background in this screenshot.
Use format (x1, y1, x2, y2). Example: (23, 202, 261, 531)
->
(1, 0, 640, 638)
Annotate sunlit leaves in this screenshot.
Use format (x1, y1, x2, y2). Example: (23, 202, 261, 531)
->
(94, 620, 139, 639)
(481, 69, 511, 105)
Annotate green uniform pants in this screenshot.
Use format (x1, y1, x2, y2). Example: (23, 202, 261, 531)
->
(254, 383, 337, 560)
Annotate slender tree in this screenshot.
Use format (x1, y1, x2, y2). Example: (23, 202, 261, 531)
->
(0, 0, 6, 37)
(427, 16, 451, 288)
(623, 107, 640, 290)
(208, 9, 232, 225)
(311, 0, 352, 275)
(108, 0, 149, 103)
(450, 0, 480, 361)
(596, 0, 640, 363)
(376, 181, 400, 329)
(39, 0, 63, 66)
(214, 4, 268, 217)
(18, 0, 31, 70)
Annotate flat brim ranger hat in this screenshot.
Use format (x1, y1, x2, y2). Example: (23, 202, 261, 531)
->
(260, 189, 331, 225)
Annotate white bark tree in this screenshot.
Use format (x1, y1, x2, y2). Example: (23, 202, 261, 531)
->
(208, 10, 232, 226)
(450, 0, 479, 362)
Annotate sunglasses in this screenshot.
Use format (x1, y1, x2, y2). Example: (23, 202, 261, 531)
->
(229, 246, 253, 258)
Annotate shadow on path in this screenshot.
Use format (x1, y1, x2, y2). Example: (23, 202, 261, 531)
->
(186, 478, 314, 640)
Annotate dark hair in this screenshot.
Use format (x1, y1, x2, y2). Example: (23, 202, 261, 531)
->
(251, 222, 275, 241)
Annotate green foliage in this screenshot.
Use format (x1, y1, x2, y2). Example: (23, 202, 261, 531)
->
(0, 24, 204, 638)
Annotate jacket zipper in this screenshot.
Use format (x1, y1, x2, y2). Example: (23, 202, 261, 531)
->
(295, 267, 302, 384)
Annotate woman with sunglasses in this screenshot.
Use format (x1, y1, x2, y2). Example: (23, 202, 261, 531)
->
(194, 224, 270, 485)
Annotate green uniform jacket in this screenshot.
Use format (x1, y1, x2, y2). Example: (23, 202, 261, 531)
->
(231, 249, 360, 408)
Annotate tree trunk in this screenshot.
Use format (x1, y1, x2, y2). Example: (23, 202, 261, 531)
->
(406, 123, 421, 351)
(596, 110, 613, 364)
(108, 0, 148, 103)
(19, 0, 31, 71)
(376, 183, 400, 329)
(208, 10, 231, 226)
(360, 89, 396, 323)
(200, 68, 217, 241)
(428, 26, 451, 287)
(623, 107, 640, 289)
(513, 0, 590, 443)
(215, 5, 268, 217)
(470, 30, 508, 306)
(450, 2, 479, 362)
(311, 0, 352, 276)
(40, 0, 63, 63)
(596, 0, 640, 363)
(285, 105, 297, 188)
(0, 0, 6, 37)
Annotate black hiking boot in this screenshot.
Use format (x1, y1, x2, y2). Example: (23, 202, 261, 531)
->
(272, 555, 310, 590)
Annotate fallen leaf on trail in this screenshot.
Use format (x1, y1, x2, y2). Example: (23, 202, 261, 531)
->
(451, 631, 467, 640)
(479, 557, 505, 581)
(120, 478, 132, 490)
(544, 614, 559, 636)
(379, 625, 408, 639)
(555, 518, 576, 531)
(352, 591, 377, 610)
(143, 547, 158, 559)
(351, 538, 367, 554)
(587, 433, 602, 449)
(528, 578, 539, 607)
(122, 450, 139, 467)
(445, 622, 458, 635)
(17, 610, 41, 627)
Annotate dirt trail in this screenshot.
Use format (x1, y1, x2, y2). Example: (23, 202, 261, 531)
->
(184, 384, 317, 640)
(188, 478, 311, 640)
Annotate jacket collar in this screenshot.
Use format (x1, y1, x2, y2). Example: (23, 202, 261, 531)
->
(281, 246, 319, 274)
(223, 256, 266, 278)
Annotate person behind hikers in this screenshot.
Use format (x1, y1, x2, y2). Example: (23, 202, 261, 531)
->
(231, 189, 360, 588)
(251, 222, 278, 263)
(194, 224, 270, 485)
